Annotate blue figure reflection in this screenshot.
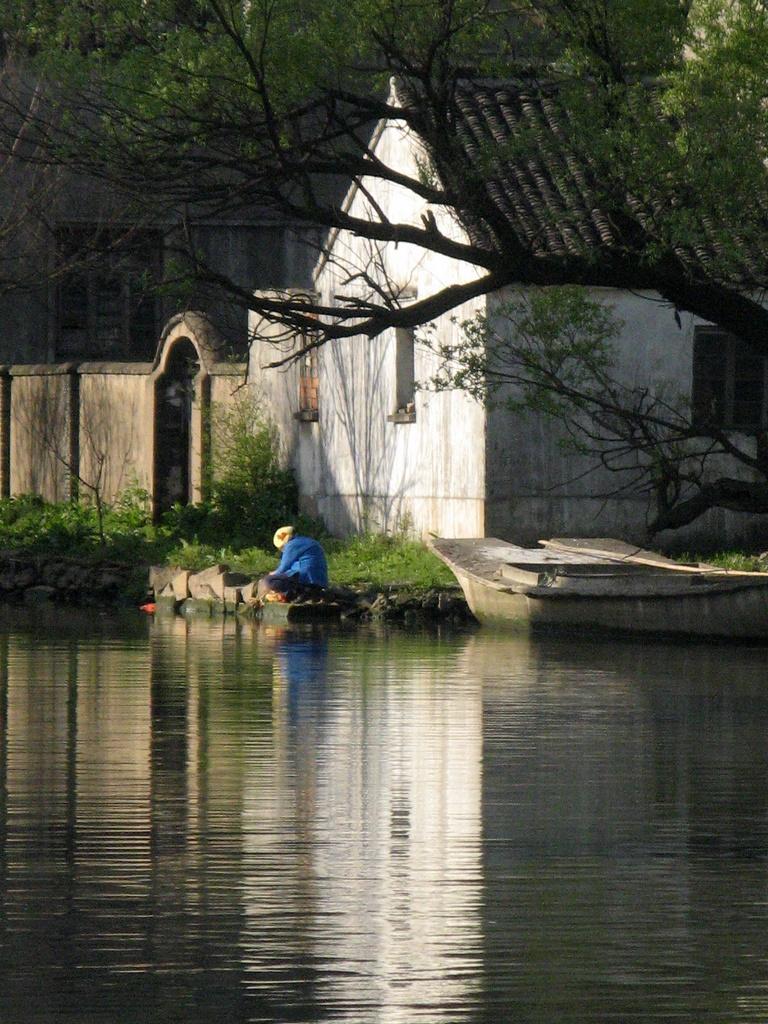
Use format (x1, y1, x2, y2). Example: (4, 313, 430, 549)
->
(274, 629, 329, 723)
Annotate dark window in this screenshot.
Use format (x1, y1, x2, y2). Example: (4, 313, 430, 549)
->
(394, 327, 415, 415)
(298, 345, 319, 416)
(386, 326, 416, 424)
(57, 226, 162, 360)
(692, 326, 766, 430)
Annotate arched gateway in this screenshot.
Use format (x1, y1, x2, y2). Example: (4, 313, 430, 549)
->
(152, 312, 237, 518)
(154, 338, 200, 514)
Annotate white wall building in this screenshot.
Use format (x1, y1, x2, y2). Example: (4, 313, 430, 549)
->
(249, 85, 768, 551)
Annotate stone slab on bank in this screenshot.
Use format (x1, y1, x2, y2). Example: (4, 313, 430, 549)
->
(0, 552, 473, 625)
(150, 563, 474, 625)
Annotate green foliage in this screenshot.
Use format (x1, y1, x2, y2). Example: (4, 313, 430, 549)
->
(428, 286, 623, 417)
(679, 550, 766, 573)
(5, 0, 768, 359)
(207, 395, 299, 548)
(0, 491, 156, 556)
(152, 396, 300, 549)
(0, 491, 452, 589)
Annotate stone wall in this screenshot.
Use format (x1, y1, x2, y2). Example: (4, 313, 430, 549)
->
(0, 553, 138, 605)
(0, 314, 247, 511)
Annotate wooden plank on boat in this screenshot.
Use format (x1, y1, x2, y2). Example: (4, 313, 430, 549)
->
(537, 571, 739, 598)
(495, 564, 543, 587)
(542, 537, 683, 565)
(540, 537, 766, 577)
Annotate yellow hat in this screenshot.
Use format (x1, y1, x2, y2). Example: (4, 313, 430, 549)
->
(273, 525, 295, 549)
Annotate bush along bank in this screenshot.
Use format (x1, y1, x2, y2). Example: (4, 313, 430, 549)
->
(150, 564, 474, 627)
(0, 488, 473, 622)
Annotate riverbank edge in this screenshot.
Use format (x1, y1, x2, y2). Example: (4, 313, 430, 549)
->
(149, 563, 475, 626)
(0, 552, 475, 625)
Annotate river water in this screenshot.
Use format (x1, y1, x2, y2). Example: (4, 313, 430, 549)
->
(0, 607, 767, 1023)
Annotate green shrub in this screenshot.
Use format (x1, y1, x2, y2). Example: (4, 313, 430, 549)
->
(209, 395, 298, 547)
(0, 495, 99, 552)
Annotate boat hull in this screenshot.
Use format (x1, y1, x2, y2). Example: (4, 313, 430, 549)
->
(456, 569, 768, 640)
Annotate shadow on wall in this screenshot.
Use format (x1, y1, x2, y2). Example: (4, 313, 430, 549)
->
(286, 332, 417, 535)
(79, 374, 145, 503)
(10, 364, 150, 505)
(10, 367, 78, 501)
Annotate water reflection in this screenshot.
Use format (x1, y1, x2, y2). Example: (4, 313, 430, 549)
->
(470, 632, 768, 1022)
(0, 611, 767, 1022)
(240, 625, 483, 1021)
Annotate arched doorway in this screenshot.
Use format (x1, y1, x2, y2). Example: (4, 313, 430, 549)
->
(154, 338, 200, 516)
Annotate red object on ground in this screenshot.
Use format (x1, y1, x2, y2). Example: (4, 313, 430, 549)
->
(139, 603, 157, 613)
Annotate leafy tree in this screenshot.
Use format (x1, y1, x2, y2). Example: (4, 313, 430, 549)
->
(3, 1, 767, 342)
(3, 1, 768, 528)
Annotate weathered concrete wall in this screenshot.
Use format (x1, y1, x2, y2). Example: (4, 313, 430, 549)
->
(2, 314, 247, 509)
(78, 364, 154, 500)
(484, 287, 768, 550)
(10, 364, 77, 501)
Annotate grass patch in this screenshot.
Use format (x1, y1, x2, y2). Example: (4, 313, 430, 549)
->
(680, 550, 766, 572)
(0, 494, 454, 588)
(324, 533, 455, 587)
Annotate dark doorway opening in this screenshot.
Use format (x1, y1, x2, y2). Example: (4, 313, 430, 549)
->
(154, 339, 200, 516)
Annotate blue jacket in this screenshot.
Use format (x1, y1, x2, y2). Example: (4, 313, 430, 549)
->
(273, 535, 328, 587)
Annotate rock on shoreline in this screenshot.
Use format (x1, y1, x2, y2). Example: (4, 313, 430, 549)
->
(0, 554, 475, 626)
(151, 564, 474, 625)
(0, 553, 138, 605)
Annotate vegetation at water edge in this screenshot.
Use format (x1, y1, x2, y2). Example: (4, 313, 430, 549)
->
(0, 493, 455, 588)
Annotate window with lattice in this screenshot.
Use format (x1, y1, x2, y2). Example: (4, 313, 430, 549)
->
(692, 326, 765, 430)
(57, 226, 162, 360)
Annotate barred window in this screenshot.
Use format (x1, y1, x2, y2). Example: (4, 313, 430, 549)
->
(57, 226, 162, 360)
(692, 326, 765, 430)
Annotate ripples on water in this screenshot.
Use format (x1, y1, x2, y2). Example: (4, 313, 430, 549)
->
(0, 606, 767, 1022)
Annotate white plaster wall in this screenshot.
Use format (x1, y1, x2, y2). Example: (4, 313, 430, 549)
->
(311, 316, 486, 537)
(485, 287, 768, 549)
(249, 117, 489, 539)
(250, 111, 768, 549)
(247, 293, 324, 510)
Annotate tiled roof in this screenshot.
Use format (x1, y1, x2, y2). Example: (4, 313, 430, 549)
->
(415, 80, 768, 286)
(451, 82, 616, 257)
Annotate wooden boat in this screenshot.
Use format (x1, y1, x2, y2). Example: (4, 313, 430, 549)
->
(429, 536, 768, 640)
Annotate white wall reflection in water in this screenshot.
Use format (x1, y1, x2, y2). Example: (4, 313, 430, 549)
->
(5, 609, 768, 1023)
(240, 626, 483, 1021)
